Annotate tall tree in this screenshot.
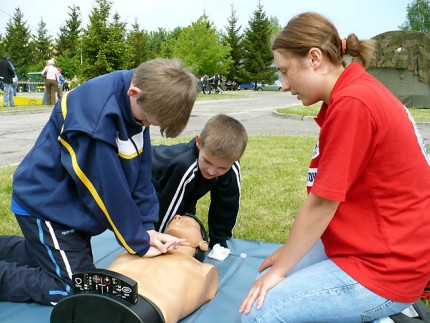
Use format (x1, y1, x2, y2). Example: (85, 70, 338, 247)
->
(162, 27, 183, 58)
(149, 28, 168, 58)
(108, 12, 133, 70)
(3, 8, 34, 77)
(81, 0, 129, 80)
(400, 0, 430, 32)
(241, 1, 277, 88)
(56, 5, 82, 59)
(127, 21, 151, 67)
(55, 5, 83, 79)
(223, 4, 244, 82)
(34, 19, 52, 65)
(173, 15, 232, 77)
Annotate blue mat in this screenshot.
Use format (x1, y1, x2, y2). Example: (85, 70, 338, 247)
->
(0, 231, 281, 323)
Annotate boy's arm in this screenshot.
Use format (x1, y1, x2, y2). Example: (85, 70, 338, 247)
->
(152, 142, 199, 232)
(207, 161, 241, 248)
(59, 131, 158, 256)
(154, 160, 198, 232)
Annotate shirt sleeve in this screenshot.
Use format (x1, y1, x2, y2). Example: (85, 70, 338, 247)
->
(311, 96, 376, 201)
(155, 159, 198, 232)
(59, 131, 157, 256)
(207, 161, 241, 241)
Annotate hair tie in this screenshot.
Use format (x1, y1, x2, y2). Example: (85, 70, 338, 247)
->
(341, 38, 347, 55)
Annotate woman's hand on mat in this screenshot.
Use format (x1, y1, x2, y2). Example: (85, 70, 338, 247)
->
(258, 247, 281, 272)
(239, 269, 284, 314)
(146, 230, 189, 256)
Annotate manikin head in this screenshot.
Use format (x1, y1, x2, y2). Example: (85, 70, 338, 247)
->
(165, 214, 208, 261)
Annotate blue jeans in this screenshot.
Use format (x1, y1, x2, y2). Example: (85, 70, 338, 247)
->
(3, 83, 15, 107)
(241, 240, 413, 323)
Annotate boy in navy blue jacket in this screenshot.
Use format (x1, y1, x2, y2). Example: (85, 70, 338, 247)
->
(152, 114, 248, 248)
(0, 58, 197, 305)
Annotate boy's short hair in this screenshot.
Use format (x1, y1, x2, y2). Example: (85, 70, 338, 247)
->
(132, 58, 198, 138)
(199, 114, 248, 161)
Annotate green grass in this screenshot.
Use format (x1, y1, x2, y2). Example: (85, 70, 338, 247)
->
(278, 104, 430, 123)
(0, 135, 314, 242)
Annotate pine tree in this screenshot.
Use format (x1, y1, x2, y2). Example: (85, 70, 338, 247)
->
(241, 1, 277, 89)
(56, 5, 82, 60)
(127, 21, 152, 68)
(34, 19, 52, 65)
(223, 5, 243, 82)
(3, 8, 34, 77)
(81, 0, 130, 80)
(149, 28, 168, 58)
(162, 27, 183, 59)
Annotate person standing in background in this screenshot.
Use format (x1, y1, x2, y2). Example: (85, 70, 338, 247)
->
(41, 59, 60, 106)
(0, 53, 16, 107)
(57, 68, 65, 100)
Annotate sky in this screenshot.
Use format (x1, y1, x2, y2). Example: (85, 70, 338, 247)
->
(0, 0, 411, 40)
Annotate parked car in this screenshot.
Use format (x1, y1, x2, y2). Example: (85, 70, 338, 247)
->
(258, 80, 282, 91)
(238, 82, 262, 90)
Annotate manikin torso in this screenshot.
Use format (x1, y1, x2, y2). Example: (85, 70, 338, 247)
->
(108, 215, 219, 323)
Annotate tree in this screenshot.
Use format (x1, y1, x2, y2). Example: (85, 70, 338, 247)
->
(127, 21, 151, 67)
(173, 15, 232, 77)
(223, 4, 244, 82)
(81, 0, 130, 80)
(241, 1, 277, 88)
(55, 5, 84, 79)
(149, 28, 168, 59)
(269, 16, 282, 42)
(3, 8, 34, 77)
(33, 19, 52, 65)
(108, 12, 133, 70)
(400, 0, 430, 33)
(56, 5, 82, 60)
(162, 27, 183, 58)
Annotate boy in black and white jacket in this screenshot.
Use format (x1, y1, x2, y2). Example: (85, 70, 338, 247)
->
(152, 114, 248, 248)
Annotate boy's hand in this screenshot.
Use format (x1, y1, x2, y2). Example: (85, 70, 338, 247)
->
(146, 230, 189, 256)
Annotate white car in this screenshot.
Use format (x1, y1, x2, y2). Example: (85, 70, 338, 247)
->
(257, 80, 282, 91)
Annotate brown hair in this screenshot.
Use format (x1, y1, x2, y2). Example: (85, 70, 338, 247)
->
(199, 114, 248, 161)
(272, 12, 375, 68)
(132, 58, 198, 138)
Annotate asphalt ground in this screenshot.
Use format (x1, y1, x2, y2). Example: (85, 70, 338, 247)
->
(0, 91, 429, 167)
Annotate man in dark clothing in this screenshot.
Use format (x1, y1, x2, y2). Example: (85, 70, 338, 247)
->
(0, 53, 16, 107)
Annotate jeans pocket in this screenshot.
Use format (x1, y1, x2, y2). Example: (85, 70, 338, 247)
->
(362, 300, 393, 322)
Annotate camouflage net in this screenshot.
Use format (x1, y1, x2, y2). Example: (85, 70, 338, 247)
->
(369, 30, 430, 85)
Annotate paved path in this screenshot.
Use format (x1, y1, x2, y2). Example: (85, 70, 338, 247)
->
(0, 91, 429, 167)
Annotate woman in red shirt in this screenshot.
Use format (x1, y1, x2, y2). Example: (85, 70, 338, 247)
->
(240, 12, 430, 322)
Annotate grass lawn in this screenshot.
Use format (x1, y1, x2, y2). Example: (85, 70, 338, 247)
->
(0, 135, 314, 240)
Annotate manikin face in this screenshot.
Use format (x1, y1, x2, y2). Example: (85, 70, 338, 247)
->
(128, 86, 160, 127)
(165, 215, 207, 250)
(196, 136, 234, 180)
(274, 49, 321, 106)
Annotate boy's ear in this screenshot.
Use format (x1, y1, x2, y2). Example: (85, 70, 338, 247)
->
(195, 134, 201, 149)
(198, 240, 208, 252)
(127, 86, 141, 97)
